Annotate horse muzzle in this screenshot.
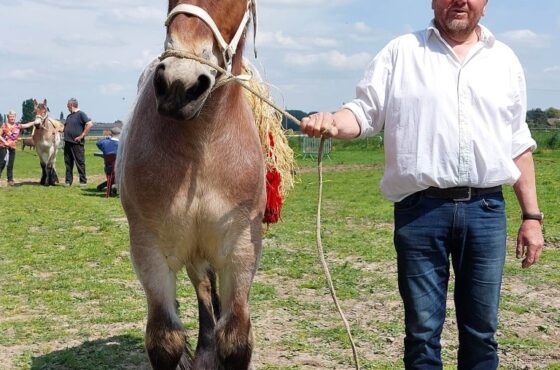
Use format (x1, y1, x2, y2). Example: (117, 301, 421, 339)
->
(153, 57, 216, 121)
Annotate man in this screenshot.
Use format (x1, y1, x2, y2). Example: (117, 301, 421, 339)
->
(300, 0, 544, 368)
(63, 98, 93, 187)
(95, 126, 120, 191)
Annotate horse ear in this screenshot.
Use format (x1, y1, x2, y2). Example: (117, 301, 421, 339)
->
(43, 99, 48, 106)
(33, 99, 38, 106)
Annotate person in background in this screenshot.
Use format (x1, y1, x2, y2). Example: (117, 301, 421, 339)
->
(96, 126, 120, 177)
(300, 0, 544, 368)
(0, 111, 36, 187)
(63, 98, 93, 187)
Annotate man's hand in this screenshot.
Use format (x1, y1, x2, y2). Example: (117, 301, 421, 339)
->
(516, 220, 544, 268)
(300, 112, 338, 138)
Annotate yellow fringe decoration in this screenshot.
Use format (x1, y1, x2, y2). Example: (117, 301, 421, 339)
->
(242, 64, 295, 198)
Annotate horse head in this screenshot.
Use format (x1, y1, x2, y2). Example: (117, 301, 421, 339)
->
(155, 0, 255, 120)
(33, 99, 50, 128)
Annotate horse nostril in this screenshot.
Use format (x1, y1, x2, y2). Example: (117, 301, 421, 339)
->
(184, 75, 211, 102)
(153, 64, 168, 97)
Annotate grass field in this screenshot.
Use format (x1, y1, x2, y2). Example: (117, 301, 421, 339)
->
(0, 138, 558, 369)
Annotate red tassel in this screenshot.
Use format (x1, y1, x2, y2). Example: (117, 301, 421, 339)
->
(263, 133, 283, 224)
(264, 168, 282, 223)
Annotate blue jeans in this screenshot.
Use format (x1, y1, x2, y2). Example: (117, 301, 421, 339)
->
(394, 191, 506, 370)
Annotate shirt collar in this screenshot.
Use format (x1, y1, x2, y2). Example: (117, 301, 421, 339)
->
(427, 19, 495, 47)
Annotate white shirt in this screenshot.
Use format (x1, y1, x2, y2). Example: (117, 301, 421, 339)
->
(343, 22, 536, 202)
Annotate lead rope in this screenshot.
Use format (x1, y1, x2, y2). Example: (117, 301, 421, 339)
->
(316, 138, 361, 370)
(159, 49, 361, 370)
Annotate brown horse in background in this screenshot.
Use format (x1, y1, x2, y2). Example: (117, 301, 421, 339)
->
(32, 99, 62, 186)
(118, 1, 263, 369)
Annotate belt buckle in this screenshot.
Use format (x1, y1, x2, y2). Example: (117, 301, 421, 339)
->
(453, 187, 471, 202)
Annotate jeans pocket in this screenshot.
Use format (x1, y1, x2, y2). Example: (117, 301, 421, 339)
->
(394, 192, 423, 212)
(480, 195, 505, 214)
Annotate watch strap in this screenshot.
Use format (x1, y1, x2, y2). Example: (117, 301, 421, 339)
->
(522, 212, 544, 223)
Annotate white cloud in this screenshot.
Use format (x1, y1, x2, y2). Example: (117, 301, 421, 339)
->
(105, 6, 164, 25)
(262, 0, 351, 6)
(6, 69, 41, 81)
(499, 29, 550, 48)
(258, 31, 338, 50)
(53, 34, 125, 48)
(133, 49, 161, 70)
(284, 50, 372, 70)
(27, 0, 155, 9)
(544, 66, 560, 73)
(99, 83, 125, 95)
(354, 22, 371, 33)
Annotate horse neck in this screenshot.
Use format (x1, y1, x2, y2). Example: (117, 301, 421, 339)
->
(202, 83, 250, 131)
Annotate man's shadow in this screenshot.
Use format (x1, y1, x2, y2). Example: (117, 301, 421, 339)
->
(30, 335, 149, 369)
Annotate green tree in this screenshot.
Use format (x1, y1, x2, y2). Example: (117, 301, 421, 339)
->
(526, 108, 548, 127)
(21, 99, 36, 124)
(545, 107, 560, 119)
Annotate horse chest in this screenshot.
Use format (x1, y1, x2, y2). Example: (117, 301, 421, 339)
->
(146, 183, 249, 267)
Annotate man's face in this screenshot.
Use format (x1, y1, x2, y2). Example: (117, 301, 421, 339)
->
(432, 0, 487, 39)
(67, 103, 72, 112)
(7, 113, 16, 123)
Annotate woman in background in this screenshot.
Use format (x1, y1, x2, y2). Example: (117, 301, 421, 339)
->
(0, 110, 35, 186)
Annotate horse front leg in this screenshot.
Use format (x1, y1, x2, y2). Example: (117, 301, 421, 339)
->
(130, 233, 193, 370)
(47, 148, 59, 185)
(39, 162, 47, 186)
(186, 263, 221, 369)
(215, 223, 262, 370)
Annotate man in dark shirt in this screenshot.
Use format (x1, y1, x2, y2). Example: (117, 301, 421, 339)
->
(63, 98, 93, 187)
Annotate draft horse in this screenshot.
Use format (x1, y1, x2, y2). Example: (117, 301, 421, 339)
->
(32, 99, 62, 186)
(118, 1, 263, 369)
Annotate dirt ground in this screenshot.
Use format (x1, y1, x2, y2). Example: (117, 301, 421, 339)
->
(251, 252, 560, 369)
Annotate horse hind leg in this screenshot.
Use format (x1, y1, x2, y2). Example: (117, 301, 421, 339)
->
(50, 164, 59, 184)
(46, 164, 57, 186)
(186, 265, 221, 369)
(131, 237, 193, 370)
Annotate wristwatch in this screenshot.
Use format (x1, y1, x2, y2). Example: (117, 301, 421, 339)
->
(522, 212, 544, 225)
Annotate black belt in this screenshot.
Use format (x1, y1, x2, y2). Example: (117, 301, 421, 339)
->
(422, 186, 502, 201)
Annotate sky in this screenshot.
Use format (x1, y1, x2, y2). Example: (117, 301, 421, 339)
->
(1, 0, 559, 123)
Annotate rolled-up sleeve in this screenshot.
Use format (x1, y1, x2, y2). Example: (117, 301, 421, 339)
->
(510, 59, 537, 158)
(343, 44, 393, 138)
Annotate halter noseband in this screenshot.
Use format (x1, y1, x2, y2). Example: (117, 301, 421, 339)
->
(163, 0, 257, 72)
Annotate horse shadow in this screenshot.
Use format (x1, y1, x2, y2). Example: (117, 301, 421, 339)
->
(30, 334, 150, 369)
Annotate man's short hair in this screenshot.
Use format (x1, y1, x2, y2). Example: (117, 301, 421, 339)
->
(67, 98, 79, 108)
(7, 110, 16, 116)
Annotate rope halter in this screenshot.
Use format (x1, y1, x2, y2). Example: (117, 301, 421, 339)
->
(163, 0, 257, 73)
